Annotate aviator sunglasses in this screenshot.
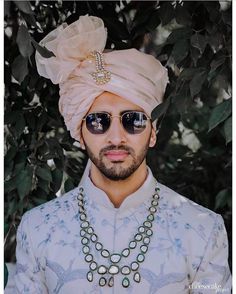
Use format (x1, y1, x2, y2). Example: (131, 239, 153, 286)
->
(83, 111, 151, 135)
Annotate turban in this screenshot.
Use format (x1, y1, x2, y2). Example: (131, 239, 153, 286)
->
(35, 15, 168, 141)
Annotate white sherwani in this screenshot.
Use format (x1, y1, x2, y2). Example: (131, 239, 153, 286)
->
(15, 168, 231, 293)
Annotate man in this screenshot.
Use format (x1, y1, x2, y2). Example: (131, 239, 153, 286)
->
(15, 15, 231, 293)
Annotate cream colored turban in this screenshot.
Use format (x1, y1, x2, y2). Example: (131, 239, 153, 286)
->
(35, 15, 168, 141)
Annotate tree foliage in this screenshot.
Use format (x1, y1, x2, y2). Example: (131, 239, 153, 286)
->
(4, 0, 231, 270)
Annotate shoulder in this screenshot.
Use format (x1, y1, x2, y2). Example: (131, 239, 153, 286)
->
(20, 187, 80, 228)
(158, 182, 224, 234)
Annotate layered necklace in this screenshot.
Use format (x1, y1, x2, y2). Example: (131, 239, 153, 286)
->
(77, 185, 160, 288)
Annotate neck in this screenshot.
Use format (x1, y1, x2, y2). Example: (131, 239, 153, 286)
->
(90, 161, 148, 208)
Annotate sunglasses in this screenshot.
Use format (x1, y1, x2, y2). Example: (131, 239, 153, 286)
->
(83, 111, 151, 135)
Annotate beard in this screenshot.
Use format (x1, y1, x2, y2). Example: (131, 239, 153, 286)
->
(84, 141, 150, 181)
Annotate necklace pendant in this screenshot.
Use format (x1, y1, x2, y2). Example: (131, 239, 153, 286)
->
(122, 277, 130, 288)
(99, 276, 107, 287)
(108, 265, 119, 275)
(133, 272, 141, 283)
(110, 253, 121, 263)
(108, 276, 114, 287)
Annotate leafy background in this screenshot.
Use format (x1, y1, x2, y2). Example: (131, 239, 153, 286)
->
(4, 0, 232, 281)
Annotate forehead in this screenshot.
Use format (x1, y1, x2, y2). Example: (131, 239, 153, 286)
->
(88, 92, 145, 113)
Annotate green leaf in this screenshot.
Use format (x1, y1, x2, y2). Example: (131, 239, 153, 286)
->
(14, 0, 33, 14)
(16, 25, 34, 58)
(191, 33, 207, 54)
(14, 115, 26, 138)
(64, 178, 75, 193)
(159, 2, 174, 25)
(214, 189, 230, 210)
(4, 223, 9, 236)
(179, 68, 205, 81)
(4, 178, 17, 193)
(210, 56, 225, 72)
(176, 5, 191, 26)
(151, 97, 170, 121)
(145, 10, 161, 31)
(224, 116, 232, 144)
(166, 28, 192, 44)
(208, 99, 232, 132)
(31, 38, 55, 58)
(4, 263, 8, 289)
(171, 39, 189, 64)
(12, 55, 28, 83)
(189, 71, 207, 97)
(51, 169, 63, 193)
(16, 167, 33, 199)
(36, 166, 52, 182)
(4, 146, 17, 163)
(38, 178, 50, 194)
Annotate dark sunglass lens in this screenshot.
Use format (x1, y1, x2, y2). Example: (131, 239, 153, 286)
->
(122, 112, 148, 134)
(86, 113, 110, 134)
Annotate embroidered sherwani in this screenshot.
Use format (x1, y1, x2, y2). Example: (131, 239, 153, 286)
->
(15, 168, 231, 293)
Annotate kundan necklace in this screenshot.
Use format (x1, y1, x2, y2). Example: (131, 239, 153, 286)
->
(77, 185, 160, 288)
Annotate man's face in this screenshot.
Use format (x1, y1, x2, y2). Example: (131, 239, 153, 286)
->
(81, 92, 156, 181)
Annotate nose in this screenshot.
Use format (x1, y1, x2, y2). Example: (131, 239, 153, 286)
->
(106, 116, 127, 145)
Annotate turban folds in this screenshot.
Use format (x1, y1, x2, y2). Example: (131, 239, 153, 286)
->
(35, 15, 168, 141)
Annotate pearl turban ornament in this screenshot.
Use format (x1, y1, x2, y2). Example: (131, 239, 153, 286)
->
(35, 15, 168, 141)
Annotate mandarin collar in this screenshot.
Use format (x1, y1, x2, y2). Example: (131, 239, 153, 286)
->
(79, 167, 157, 211)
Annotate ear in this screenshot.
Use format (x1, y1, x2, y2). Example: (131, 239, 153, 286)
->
(149, 127, 157, 148)
(79, 131, 86, 150)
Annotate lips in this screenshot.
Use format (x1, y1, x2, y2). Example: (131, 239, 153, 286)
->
(104, 150, 129, 161)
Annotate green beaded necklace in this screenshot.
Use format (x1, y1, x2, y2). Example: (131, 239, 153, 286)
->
(78, 185, 160, 288)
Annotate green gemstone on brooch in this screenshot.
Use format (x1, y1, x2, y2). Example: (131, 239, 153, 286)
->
(129, 240, 137, 249)
(122, 277, 130, 288)
(134, 233, 142, 241)
(87, 271, 93, 282)
(108, 276, 114, 287)
(108, 265, 119, 274)
(95, 242, 103, 251)
(99, 277, 107, 286)
(131, 261, 139, 271)
(122, 248, 130, 257)
(97, 265, 107, 274)
(101, 249, 110, 258)
(121, 266, 131, 275)
(133, 272, 141, 283)
(85, 254, 93, 263)
(140, 245, 148, 253)
(89, 261, 97, 271)
(137, 253, 145, 263)
(110, 253, 121, 263)
(82, 245, 90, 254)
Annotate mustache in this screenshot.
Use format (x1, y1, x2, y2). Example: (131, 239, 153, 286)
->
(100, 145, 135, 157)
